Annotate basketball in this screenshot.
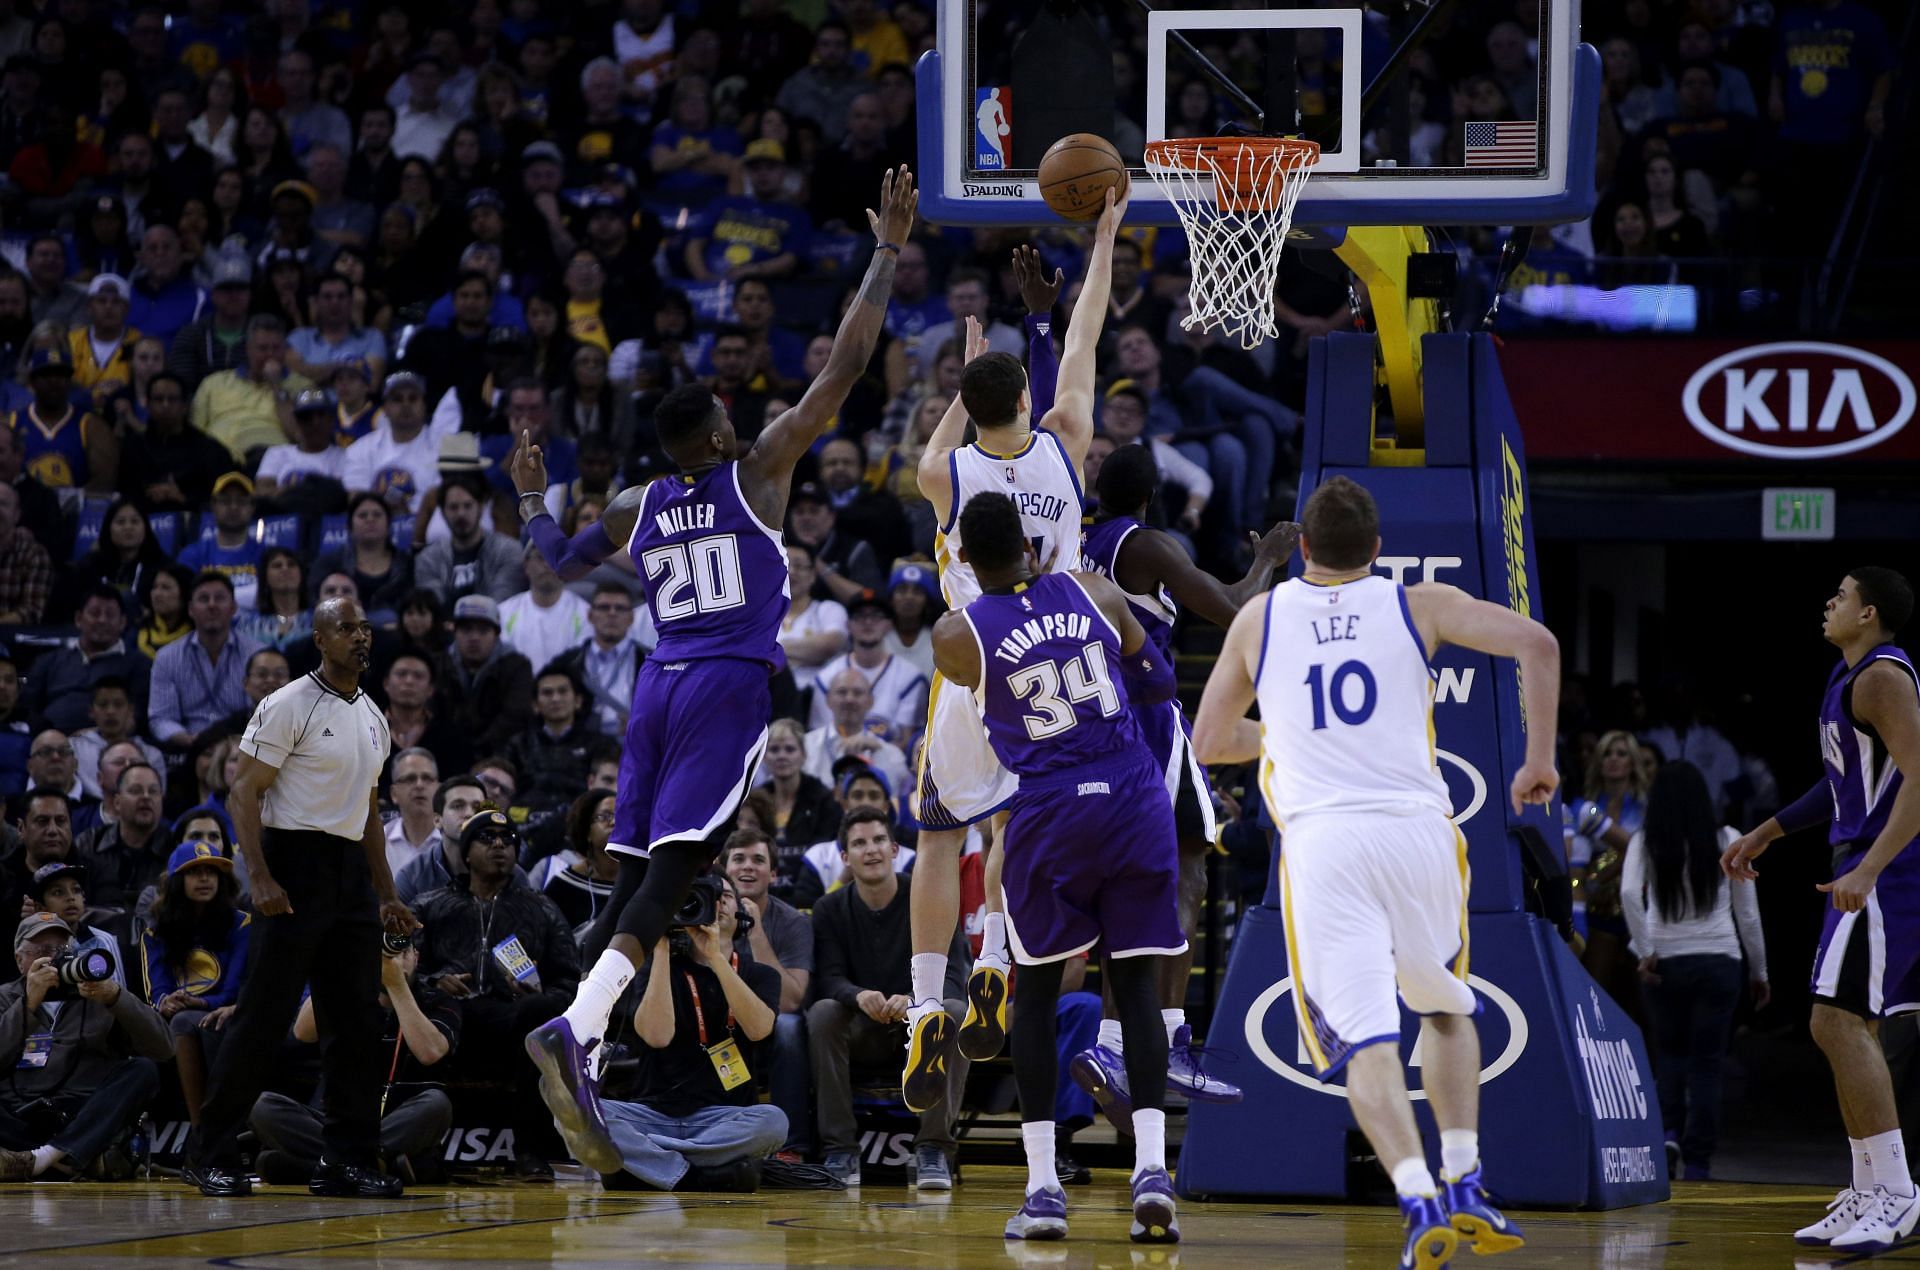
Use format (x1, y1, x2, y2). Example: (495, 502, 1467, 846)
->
(1038, 133, 1130, 221)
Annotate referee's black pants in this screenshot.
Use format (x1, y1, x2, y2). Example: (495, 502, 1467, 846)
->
(190, 828, 386, 1169)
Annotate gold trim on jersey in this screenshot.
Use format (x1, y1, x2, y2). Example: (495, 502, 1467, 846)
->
(1451, 824, 1472, 983)
(1263, 751, 1328, 1071)
(970, 431, 1039, 461)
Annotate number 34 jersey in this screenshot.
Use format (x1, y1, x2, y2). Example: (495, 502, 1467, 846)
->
(627, 463, 790, 668)
(1253, 575, 1451, 825)
(962, 573, 1145, 778)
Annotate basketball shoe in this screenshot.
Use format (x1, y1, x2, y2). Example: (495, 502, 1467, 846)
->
(1831, 1185, 1920, 1253)
(902, 1000, 955, 1113)
(1795, 1188, 1877, 1245)
(1130, 1167, 1180, 1243)
(1442, 1166, 1525, 1254)
(1006, 1187, 1069, 1240)
(1399, 1194, 1459, 1270)
(961, 957, 1009, 1060)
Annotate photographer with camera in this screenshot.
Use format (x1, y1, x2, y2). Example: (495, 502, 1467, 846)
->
(248, 938, 457, 1186)
(412, 808, 579, 1179)
(0, 912, 171, 1180)
(598, 873, 787, 1192)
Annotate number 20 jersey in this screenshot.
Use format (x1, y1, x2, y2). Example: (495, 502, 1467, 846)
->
(1253, 575, 1451, 825)
(627, 463, 790, 668)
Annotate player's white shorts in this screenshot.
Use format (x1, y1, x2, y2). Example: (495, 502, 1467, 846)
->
(1277, 808, 1476, 1078)
(912, 671, 1018, 829)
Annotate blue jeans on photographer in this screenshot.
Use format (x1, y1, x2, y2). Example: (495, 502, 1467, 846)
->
(1644, 953, 1742, 1175)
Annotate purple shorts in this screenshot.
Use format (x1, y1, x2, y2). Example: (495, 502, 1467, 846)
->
(1810, 848, 1920, 1018)
(610, 657, 770, 858)
(999, 752, 1187, 964)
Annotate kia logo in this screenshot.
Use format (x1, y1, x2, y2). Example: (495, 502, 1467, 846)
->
(1683, 342, 1915, 459)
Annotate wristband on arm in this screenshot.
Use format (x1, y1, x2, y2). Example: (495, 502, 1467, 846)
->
(1024, 313, 1060, 420)
(524, 514, 616, 582)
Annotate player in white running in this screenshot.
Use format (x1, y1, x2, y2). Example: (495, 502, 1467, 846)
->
(902, 194, 1125, 1111)
(1193, 476, 1558, 1269)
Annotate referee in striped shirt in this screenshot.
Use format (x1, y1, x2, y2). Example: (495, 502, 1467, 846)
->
(183, 596, 422, 1198)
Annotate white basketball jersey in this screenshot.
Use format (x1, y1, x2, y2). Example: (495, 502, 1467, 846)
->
(1253, 575, 1452, 825)
(935, 429, 1084, 608)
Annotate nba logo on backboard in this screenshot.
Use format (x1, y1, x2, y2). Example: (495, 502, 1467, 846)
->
(975, 87, 1011, 170)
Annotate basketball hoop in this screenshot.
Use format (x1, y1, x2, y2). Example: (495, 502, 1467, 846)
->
(1143, 136, 1321, 350)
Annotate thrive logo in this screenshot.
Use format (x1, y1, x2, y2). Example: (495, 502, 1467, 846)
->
(1573, 1006, 1647, 1121)
(1498, 435, 1533, 731)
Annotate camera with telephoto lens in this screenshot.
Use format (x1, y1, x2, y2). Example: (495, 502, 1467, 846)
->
(669, 874, 724, 931)
(381, 931, 413, 956)
(50, 946, 116, 998)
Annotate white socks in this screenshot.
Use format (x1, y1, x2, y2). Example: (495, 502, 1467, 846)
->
(1098, 1019, 1123, 1051)
(1853, 1137, 1874, 1192)
(1098, 1010, 1187, 1057)
(1162, 1008, 1185, 1044)
(1865, 1129, 1915, 1197)
(980, 912, 1010, 968)
(1022, 1120, 1059, 1195)
(1132, 1109, 1167, 1178)
(563, 949, 636, 1044)
(1441, 1129, 1480, 1181)
(911, 953, 947, 1005)
(30, 1145, 60, 1176)
(1392, 1157, 1438, 1199)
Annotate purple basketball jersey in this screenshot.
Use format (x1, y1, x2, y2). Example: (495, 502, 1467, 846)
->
(628, 463, 790, 668)
(1079, 516, 1175, 660)
(963, 572, 1144, 777)
(1821, 643, 1919, 854)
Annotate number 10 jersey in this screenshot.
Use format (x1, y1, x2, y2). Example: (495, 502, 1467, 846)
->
(628, 463, 791, 668)
(1253, 575, 1451, 826)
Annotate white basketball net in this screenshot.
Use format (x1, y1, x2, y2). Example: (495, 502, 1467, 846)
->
(1143, 138, 1320, 351)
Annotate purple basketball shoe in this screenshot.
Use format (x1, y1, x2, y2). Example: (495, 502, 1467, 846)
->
(1130, 1167, 1180, 1243)
(1006, 1186, 1069, 1240)
(525, 1016, 621, 1174)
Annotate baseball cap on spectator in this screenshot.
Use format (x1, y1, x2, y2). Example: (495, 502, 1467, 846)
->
(466, 187, 506, 213)
(212, 471, 253, 497)
(744, 139, 786, 165)
(91, 194, 125, 220)
(889, 563, 934, 598)
(791, 481, 828, 508)
(583, 191, 624, 215)
(28, 348, 74, 377)
(437, 433, 492, 473)
(88, 273, 130, 299)
(333, 356, 373, 384)
(293, 388, 336, 415)
(487, 325, 531, 353)
(381, 370, 426, 398)
(13, 911, 70, 952)
(264, 247, 304, 271)
(522, 140, 564, 167)
(847, 590, 893, 620)
(270, 180, 319, 207)
(211, 255, 253, 289)
(30, 861, 85, 900)
(452, 595, 502, 630)
(167, 841, 233, 875)
(1104, 379, 1150, 409)
(458, 807, 518, 849)
(833, 756, 893, 799)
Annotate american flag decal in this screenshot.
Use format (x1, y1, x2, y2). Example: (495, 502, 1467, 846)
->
(1463, 120, 1535, 167)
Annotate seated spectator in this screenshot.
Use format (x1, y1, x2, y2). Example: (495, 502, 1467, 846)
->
(416, 476, 526, 603)
(52, 500, 171, 625)
(177, 473, 265, 607)
(166, 255, 254, 393)
(683, 138, 813, 283)
(118, 372, 232, 515)
(500, 547, 591, 677)
(381, 654, 470, 787)
(704, 325, 771, 439)
(383, 747, 442, 879)
(885, 564, 939, 680)
(138, 841, 250, 1128)
(71, 679, 163, 801)
(810, 93, 901, 233)
(756, 719, 842, 895)
(412, 808, 579, 1178)
(28, 861, 126, 991)
(403, 271, 498, 409)
(200, 648, 289, 748)
(775, 21, 867, 145)
(422, 245, 530, 336)
(0, 481, 52, 625)
(329, 359, 381, 447)
(67, 275, 142, 414)
(74, 762, 168, 911)
(13, 348, 118, 494)
(914, 268, 1023, 379)
(1644, 62, 1762, 209)
(0, 911, 171, 1180)
(135, 564, 195, 659)
(1597, 201, 1675, 288)
(1101, 238, 1172, 348)
(20, 732, 100, 835)
(810, 594, 928, 742)
(1665, 21, 1758, 119)
(699, 279, 805, 396)
(480, 381, 579, 506)
(314, 493, 414, 619)
(1099, 386, 1212, 541)
(235, 548, 314, 652)
(25, 233, 87, 329)
(341, 373, 440, 517)
(2, 792, 79, 956)
(648, 75, 742, 215)
(504, 664, 603, 813)
(817, 436, 912, 568)
(552, 582, 648, 735)
(779, 543, 849, 699)
(191, 315, 312, 466)
(541, 789, 621, 930)
(128, 226, 207, 355)
(442, 596, 536, 758)
(573, 56, 650, 176)
(255, 389, 349, 497)
(287, 272, 388, 386)
(24, 586, 150, 734)
(805, 670, 912, 795)
(789, 483, 885, 601)
(723, 829, 813, 1155)
(305, 143, 377, 254)
(598, 876, 786, 1193)
(250, 939, 454, 1185)
(558, 244, 644, 354)
(393, 774, 511, 905)
(798, 765, 912, 907)
(1641, 153, 1713, 258)
(808, 809, 970, 1187)
(149, 571, 263, 750)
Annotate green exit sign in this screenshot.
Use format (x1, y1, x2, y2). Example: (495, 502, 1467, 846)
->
(1763, 487, 1835, 541)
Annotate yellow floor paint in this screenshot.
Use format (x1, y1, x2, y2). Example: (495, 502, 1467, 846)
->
(0, 1172, 1883, 1267)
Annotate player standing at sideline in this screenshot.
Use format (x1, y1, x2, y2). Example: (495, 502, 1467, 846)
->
(1070, 442, 1297, 1121)
(933, 490, 1186, 1243)
(1722, 568, 1920, 1253)
(509, 167, 918, 1175)
(1193, 476, 1552, 1268)
(900, 192, 1125, 1110)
